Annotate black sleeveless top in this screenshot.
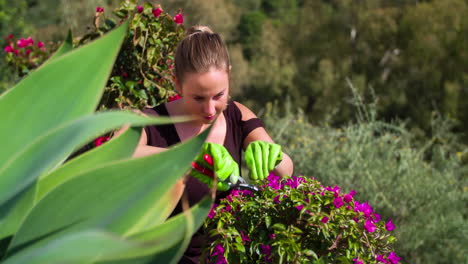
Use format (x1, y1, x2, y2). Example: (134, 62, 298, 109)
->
(143, 100, 263, 263)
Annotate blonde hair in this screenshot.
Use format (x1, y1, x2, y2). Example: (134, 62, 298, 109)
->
(174, 25, 230, 84)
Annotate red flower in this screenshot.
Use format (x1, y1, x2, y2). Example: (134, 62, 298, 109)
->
(137, 5, 144, 13)
(168, 94, 181, 102)
(17, 38, 28, 48)
(37, 41, 44, 48)
(4, 45, 13, 53)
(152, 8, 162, 18)
(96, 7, 104, 13)
(26, 37, 34, 46)
(7, 34, 13, 39)
(174, 13, 184, 24)
(94, 136, 110, 147)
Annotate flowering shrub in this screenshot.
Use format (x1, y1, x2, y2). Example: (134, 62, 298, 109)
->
(3, 34, 53, 77)
(202, 174, 400, 264)
(3, 0, 185, 109)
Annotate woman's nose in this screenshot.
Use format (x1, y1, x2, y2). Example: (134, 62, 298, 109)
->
(203, 100, 216, 115)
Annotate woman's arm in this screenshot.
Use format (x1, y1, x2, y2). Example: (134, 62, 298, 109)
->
(235, 102, 294, 177)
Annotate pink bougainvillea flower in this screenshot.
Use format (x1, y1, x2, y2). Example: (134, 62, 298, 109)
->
(240, 230, 251, 242)
(321, 216, 329, 223)
(364, 219, 376, 233)
(168, 94, 181, 102)
(376, 254, 388, 263)
(37, 41, 44, 48)
(26, 37, 34, 45)
(4, 45, 13, 53)
(349, 190, 357, 197)
(352, 257, 363, 264)
(174, 13, 184, 24)
(372, 213, 381, 223)
(273, 195, 281, 204)
(333, 196, 344, 208)
(343, 194, 353, 203)
(387, 252, 401, 264)
(295, 204, 304, 211)
(137, 5, 144, 13)
(386, 219, 396, 231)
(94, 136, 110, 147)
(96, 6, 104, 13)
(152, 8, 162, 18)
(208, 203, 218, 219)
(269, 233, 276, 239)
(17, 38, 28, 48)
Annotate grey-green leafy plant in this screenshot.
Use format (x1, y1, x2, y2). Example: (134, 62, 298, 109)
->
(0, 21, 211, 264)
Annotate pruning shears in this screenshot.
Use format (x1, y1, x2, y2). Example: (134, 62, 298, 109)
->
(191, 154, 259, 192)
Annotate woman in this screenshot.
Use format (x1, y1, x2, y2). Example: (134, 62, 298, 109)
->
(117, 25, 293, 263)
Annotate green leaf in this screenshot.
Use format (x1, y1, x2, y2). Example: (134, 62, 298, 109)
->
(46, 30, 73, 63)
(0, 22, 128, 204)
(3, 198, 212, 264)
(8, 128, 210, 254)
(0, 111, 181, 208)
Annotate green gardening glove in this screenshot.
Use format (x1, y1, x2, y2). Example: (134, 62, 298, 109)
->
(190, 143, 240, 191)
(245, 141, 283, 181)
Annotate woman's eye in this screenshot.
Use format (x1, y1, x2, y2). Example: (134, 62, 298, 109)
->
(213, 93, 224, 100)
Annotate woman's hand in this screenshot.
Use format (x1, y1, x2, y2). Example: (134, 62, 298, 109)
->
(190, 143, 240, 191)
(245, 141, 283, 180)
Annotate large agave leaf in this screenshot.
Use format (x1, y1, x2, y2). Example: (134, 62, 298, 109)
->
(46, 30, 73, 63)
(3, 198, 212, 264)
(0, 21, 127, 175)
(7, 128, 209, 255)
(0, 111, 180, 208)
(0, 127, 142, 240)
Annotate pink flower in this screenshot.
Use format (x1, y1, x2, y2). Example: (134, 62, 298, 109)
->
(273, 195, 281, 204)
(137, 5, 144, 13)
(17, 38, 28, 48)
(376, 254, 388, 263)
(26, 37, 34, 46)
(295, 204, 304, 211)
(152, 8, 162, 18)
(364, 219, 376, 233)
(208, 203, 218, 219)
(321, 216, 329, 223)
(94, 136, 110, 147)
(7, 34, 13, 39)
(37, 41, 44, 48)
(349, 190, 357, 197)
(26, 49, 31, 55)
(344, 194, 353, 203)
(333, 196, 344, 208)
(387, 252, 401, 264)
(269, 233, 276, 239)
(96, 7, 104, 13)
(13, 49, 18, 55)
(386, 219, 396, 231)
(353, 257, 363, 264)
(240, 231, 251, 242)
(372, 213, 381, 223)
(4, 45, 13, 53)
(122, 72, 128, 78)
(174, 13, 184, 24)
(168, 94, 181, 102)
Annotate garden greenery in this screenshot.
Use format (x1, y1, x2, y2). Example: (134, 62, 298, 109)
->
(0, 20, 212, 264)
(203, 174, 400, 264)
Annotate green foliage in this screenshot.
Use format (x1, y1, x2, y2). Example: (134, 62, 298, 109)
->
(203, 175, 399, 263)
(262, 89, 468, 264)
(0, 21, 211, 263)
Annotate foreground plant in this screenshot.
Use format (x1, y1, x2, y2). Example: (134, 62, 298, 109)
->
(0, 20, 211, 264)
(203, 174, 400, 264)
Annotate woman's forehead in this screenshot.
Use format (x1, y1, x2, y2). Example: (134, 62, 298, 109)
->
(182, 69, 229, 94)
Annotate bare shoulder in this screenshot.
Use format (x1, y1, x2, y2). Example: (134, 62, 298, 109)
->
(233, 101, 257, 121)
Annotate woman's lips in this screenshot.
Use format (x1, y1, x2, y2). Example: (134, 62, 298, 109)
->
(204, 115, 215, 121)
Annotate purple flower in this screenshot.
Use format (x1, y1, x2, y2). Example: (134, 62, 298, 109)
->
(349, 190, 357, 197)
(225, 205, 232, 212)
(260, 244, 272, 262)
(355, 201, 373, 218)
(240, 230, 251, 242)
(333, 196, 344, 208)
(376, 254, 388, 263)
(215, 256, 228, 264)
(344, 194, 353, 203)
(273, 195, 281, 204)
(386, 219, 396, 231)
(295, 204, 304, 211)
(137, 5, 143, 13)
(212, 244, 224, 256)
(208, 204, 218, 219)
(269, 233, 276, 239)
(387, 252, 401, 264)
(364, 219, 376, 233)
(353, 257, 363, 264)
(321, 216, 329, 223)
